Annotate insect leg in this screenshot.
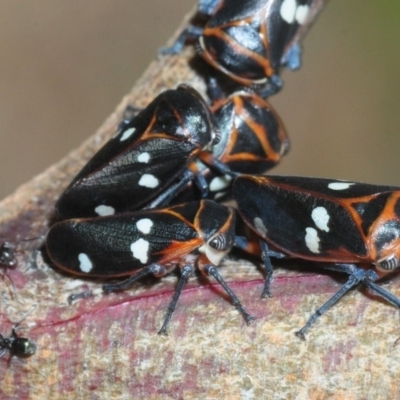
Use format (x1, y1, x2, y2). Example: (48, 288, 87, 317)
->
(362, 270, 400, 309)
(206, 76, 225, 102)
(159, 26, 204, 55)
(319, 263, 359, 274)
(68, 290, 93, 304)
(233, 237, 285, 298)
(198, 0, 221, 16)
(314, 263, 400, 307)
(204, 265, 255, 325)
(158, 265, 194, 335)
(103, 264, 166, 293)
(295, 264, 366, 339)
(197, 151, 237, 177)
(194, 172, 209, 198)
(260, 241, 286, 298)
(281, 43, 302, 70)
(143, 170, 195, 209)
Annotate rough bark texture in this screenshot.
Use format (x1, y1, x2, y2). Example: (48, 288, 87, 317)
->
(1, 3, 400, 399)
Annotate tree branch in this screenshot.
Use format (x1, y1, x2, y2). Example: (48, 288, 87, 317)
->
(0, 4, 398, 399)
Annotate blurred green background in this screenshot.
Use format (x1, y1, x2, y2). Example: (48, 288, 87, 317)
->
(0, 1, 399, 199)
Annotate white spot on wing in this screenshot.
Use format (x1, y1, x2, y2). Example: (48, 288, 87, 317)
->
(305, 227, 320, 254)
(280, 0, 297, 24)
(120, 127, 136, 141)
(137, 152, 150, 163)
(78, 253, 93, 273)
(209, 175, 232, 192)
(138, 174, 159, 188)
(136, 218, 153, 234)
(328, 182, 355, 190)
(311, 206, 330, 232)
(296, 5, 309, 24)
(94, 205, 115, 216)
(254, 217, 268, 237)
(130, 238, 150, 264)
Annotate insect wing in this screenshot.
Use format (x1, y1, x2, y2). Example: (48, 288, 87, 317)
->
(233, 175, 400, 262)
(56, 139, 196, 219)
(56, 86, 218, 219)
(260, 175, 400, 198)
(47, 205, 204, 278)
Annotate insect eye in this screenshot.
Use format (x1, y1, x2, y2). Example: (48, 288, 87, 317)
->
(377, 255, 399, 271)
(209, 234, 227, 251)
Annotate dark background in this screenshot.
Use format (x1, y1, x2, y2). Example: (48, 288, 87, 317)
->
(0, 1, 399, 199)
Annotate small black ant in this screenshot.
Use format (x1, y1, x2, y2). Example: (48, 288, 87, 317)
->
(0, 308, 37, 362)
(0, 327, 37, 359)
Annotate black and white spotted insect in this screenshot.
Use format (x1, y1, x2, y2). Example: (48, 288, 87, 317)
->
(170, 89, 289, 203)
(46, 200, 254, 334)
(55, 85, 221, 219)
(233, 174, 400, 337)
(56, 82, 290, 217)
(161, 0, 327, 96)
